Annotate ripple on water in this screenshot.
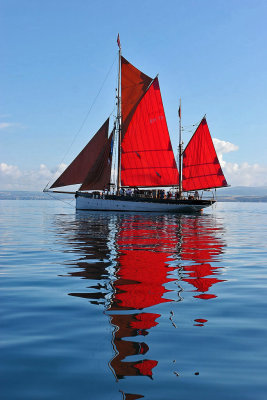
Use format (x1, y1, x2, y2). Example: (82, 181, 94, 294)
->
(1, 201, 267, 400)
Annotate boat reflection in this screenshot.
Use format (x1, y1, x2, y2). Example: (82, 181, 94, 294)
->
(180, 217, 226, 299)
(108, 216, 179, 380)
(56, 212, 226, 395)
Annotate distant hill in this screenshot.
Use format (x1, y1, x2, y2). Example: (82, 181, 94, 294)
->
(0, 187, 267, 201)
(216, 186, 267, 196)
(216, 186, 267, 202)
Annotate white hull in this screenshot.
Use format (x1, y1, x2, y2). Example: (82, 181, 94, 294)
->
(76, 195, 214, 213)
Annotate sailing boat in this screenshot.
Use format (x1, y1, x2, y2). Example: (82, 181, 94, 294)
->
(46, 37, 228, 212)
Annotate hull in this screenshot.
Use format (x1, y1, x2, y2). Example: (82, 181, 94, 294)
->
(76, 193, 215, 213)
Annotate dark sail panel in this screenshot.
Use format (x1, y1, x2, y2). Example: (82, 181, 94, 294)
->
(121, 56, 153, 140)
(79, 130, 114, 191)
(50, 119, 109, 189)
(121, 78, 179, 187)
(182, 118, 228, 191)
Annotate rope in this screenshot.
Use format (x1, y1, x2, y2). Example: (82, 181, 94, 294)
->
(44, 191, 75, 208)
(45, 54, 117, 190)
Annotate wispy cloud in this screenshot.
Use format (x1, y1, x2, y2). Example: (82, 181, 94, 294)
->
(0, 122, 21, 130)
(213, 137, 267, 186)
(0, 163, 67, 190)
(0, 123, 14, 130)
(0, 163, 22, 178)
(213, 138, 239, 154)
(221, 161, 267, 186)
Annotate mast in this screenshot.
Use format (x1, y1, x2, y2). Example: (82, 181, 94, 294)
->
(116, 34, 122, 195)
(178, 98, 183, 196)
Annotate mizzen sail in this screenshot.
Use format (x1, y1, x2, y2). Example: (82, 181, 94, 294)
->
(50, 119, 109, 189)
(182, 118, 227, 191)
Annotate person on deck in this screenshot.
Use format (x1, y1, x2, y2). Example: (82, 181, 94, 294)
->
(133, 188, 139, 197)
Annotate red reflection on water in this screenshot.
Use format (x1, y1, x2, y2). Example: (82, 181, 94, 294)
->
(194, 318, 208, 326)
(130, 312, 159, 330)
(195, 293, 217, 300)
(180, 218, 225, 300)
(183, 264, 225, 293)
(181, 218, 225, 263)
(109, 313, 160, 379)
(109, 218, 178, 379)
(61, 214, 226, 383)
(120, 392, 144, 400)
(134, 359, 158, 377)
(111, 250, 175, 310)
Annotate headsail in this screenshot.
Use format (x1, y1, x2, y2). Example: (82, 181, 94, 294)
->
(79, 129, 114, 191)
(182, 117, 227, 191)
(50, 118, 110, 189)
(120, 58, 179, 187)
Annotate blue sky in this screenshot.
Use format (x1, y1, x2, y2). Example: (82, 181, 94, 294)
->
(1, 0, 267, 190)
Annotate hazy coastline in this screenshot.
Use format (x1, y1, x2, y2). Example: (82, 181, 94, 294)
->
(1, 187, 267, 202)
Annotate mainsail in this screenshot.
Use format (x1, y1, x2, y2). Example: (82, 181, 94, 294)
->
(50, 118, 112, 190)
(121, 56, 153, 140)
(182, 118, 227, 191)
(121, 58, 179, 187)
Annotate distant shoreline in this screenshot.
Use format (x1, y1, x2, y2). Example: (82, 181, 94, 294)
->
(217, 197, 267, 202)
(1, 190, 267, 202)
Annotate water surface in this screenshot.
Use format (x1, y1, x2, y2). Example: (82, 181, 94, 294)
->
(1, 201, 267, 399)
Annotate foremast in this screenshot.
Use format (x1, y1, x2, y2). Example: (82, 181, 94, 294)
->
(116, 34, 122, 195)
(178, 99, 183, 197)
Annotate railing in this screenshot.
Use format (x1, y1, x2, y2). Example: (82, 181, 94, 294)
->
(76, 191, 215, 204)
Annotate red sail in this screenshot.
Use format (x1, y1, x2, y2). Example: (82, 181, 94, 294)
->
(79, 129, 114, 191)
(50, 119, 109, 189)
(121, 56, 153, 140)
(51, 119, 109, 189)
(182, 118, 227, 191)
(121, 77, 179, 187)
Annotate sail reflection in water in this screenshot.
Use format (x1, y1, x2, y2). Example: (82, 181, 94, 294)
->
(109, 218, 178, 380)
(57, 212, 226, 388)
(180, 218, 226, 300)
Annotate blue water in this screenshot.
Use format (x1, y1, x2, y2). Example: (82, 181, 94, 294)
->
(1, 200, 267, 400)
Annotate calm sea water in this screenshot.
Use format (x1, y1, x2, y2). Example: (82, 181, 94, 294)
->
(1, 200, 267, 400)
